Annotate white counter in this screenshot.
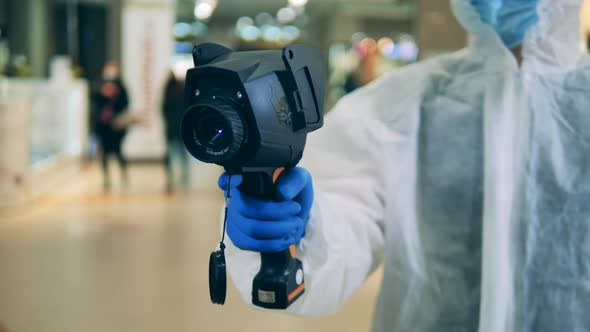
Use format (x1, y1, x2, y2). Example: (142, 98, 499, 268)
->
(0, 78, 89, 207)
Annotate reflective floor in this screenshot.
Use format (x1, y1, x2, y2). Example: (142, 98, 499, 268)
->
(0, 163, 381, 332)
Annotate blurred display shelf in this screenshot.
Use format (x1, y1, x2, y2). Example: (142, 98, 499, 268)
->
(0, 78, 89, 207)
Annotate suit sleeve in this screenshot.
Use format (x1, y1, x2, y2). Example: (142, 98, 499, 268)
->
(225, 90, 389, 316)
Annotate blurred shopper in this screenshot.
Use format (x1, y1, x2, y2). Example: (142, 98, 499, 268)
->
(92, 61, 130, 190)
(162, 71, 189, 193)
(344, 38, 380, 93)
(221, 0, 590, 331)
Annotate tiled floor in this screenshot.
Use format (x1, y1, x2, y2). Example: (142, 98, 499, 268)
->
(0, 163, 381, 332)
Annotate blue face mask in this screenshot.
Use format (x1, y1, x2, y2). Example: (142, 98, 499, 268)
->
(470, 0, 501, 25)
(470, 0, 541, 48)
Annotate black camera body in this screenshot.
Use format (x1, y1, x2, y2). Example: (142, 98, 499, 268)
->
(181, 43, 326, 309)
(181, 43, 325, 177)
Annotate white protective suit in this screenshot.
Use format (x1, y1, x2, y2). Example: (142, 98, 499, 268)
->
(226, 0, 590, 331)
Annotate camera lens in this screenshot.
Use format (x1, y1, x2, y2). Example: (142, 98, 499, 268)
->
(194, 113, 231, 152)
(181, 104, 245, 164)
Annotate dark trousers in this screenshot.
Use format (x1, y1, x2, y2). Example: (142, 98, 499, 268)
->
(99, 133, 127, 187)
(164, 139, 189, 191)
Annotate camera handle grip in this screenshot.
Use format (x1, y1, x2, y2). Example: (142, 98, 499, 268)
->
(238, 168, 305, 309)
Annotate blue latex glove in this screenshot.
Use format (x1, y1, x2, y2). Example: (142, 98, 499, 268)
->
(470, 0, 540, 48)
(218, 167, 314, 253)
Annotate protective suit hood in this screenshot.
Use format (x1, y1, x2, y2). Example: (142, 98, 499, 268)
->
(452, 0, 584, 69)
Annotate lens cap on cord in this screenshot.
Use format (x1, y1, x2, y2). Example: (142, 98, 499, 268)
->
(209, 248, 227, 305)
(210, 174, 232, 305)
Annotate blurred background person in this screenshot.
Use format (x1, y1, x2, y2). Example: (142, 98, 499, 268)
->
(162, 70, 189, 193)
(92, 60, 130, 191)
(343, 38, 380, 93)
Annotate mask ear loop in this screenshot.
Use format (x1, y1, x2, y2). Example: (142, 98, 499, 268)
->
(209, 174, 232, 305)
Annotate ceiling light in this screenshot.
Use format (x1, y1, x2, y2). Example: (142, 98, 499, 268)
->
(236, 16, 254, 30)
(194, 0, 218, 20)
(277, 7, 296, 24)
(240, 26, 261, 41)
(289, 0, 308, 7)
(262, 26, 282, 42)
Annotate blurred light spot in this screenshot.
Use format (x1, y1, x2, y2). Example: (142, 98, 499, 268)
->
(397, 34, 419, 61)
(262, 25, 282, 42)
(240, 25, 261, 41)
(236, 16, 254, 31)
(289, 0, 308, 7)
(173, 22, 192, 38)
(194, 3, 212, 19)
(277, 7, 296, 24)
(398, 40, 419, 61)
(281, 25, 301, 43)
(194, 0, 218, 20)
(357, 37, 377, 57)
(172, 58, 193, 80)
(255, 12, 274, 26)
(377, 37, 394, 56)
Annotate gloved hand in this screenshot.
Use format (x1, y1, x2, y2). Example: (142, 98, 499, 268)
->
(470, 0, 540, 48)
(218, 167, 314, 253)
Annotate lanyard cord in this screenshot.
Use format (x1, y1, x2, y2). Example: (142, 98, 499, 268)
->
(220, 174, 232, 251)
